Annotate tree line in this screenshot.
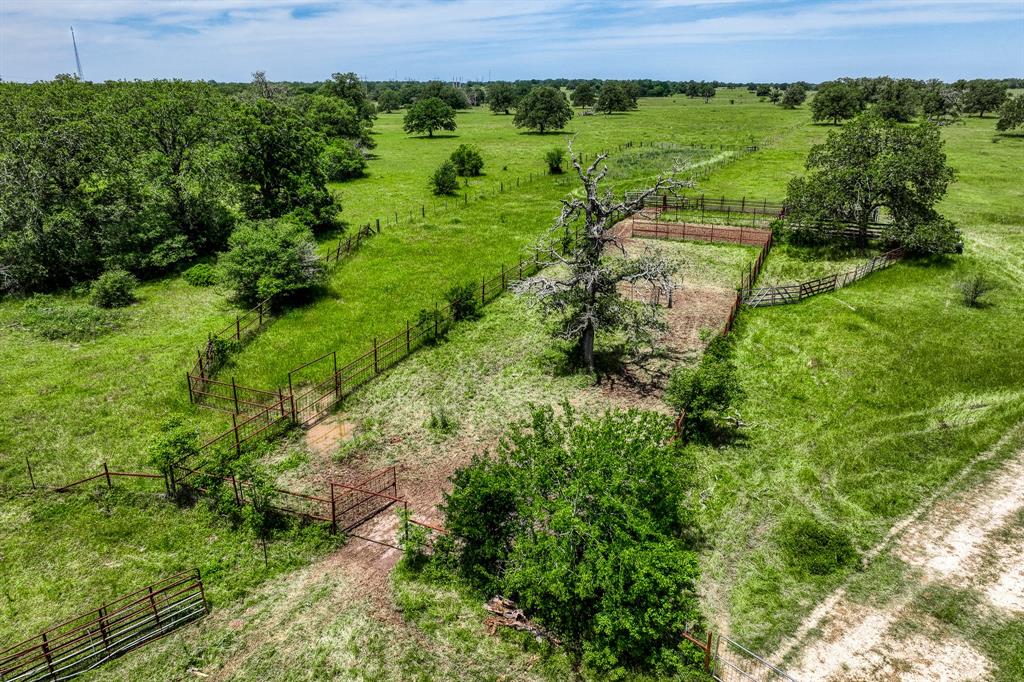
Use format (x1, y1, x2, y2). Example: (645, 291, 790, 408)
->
(0, 71, 376, 296)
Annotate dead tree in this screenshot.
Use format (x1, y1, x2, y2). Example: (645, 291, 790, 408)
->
(512, 141, 690, 372)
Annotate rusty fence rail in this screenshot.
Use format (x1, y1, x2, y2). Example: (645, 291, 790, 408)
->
(742, 247, 904, 307)
(0, 571, 207, 682)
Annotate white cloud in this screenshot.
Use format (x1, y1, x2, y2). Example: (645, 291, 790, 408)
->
(0, 0, 1019, 82)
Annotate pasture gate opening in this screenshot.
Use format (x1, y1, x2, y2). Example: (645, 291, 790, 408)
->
(0, 571, 207, 682)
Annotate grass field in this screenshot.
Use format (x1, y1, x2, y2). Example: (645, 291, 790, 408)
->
(1, 91, 1021, 678)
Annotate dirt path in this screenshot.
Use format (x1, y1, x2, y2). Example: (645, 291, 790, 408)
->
(782, 429, 1024, 681)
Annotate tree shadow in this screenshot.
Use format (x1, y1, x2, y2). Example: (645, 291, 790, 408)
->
(517, 129, 574, 136)
(410, 133, 459, 139)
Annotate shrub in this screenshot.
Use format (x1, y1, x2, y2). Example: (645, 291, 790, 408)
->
(891, 214, 962, 255)
(665, 341, 743, 440)
(321, 140, 367, 181)
(15, 296, 125, 341)
(425, 405, 459, 435)
(778, 515, 858, 576)
(91, 269, 137, 308)
(430, 160, 459, 195)
(444, 281, 480, 321)
(182, 263, 218, 287)
(956, 273, 996, 307)
(449, 144, 484, 176)
(220, 218, 326, 304)
(147, 417, 199, 483)
(416, 307, 447, 344)
(545, 147, 565, 174)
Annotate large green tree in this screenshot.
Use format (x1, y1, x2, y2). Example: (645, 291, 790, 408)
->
(962, 79, 1007, 117)
(785, 112, 958, 251)
(319, 71, 375, 121)
(596, 81, 633, 113)
(512, 86, 573, 133)
(442, 406, 703, 679)
(232, 98, 336, 229)
(780, 84, 807, 109)
(403, 97, 457, 137)
(811, 81, 864, 124)
(873, 77, 918, 122)
(996, 93, 1024, 132)
(571, 81, 596, 108)
(220, 217, 325, 304)
(302, 94, 373, 148)
(487, 82, 517, 114)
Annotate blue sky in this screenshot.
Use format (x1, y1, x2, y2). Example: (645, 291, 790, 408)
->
(1, 0, 1021, 83)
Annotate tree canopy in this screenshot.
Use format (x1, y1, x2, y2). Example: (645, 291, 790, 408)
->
(872, 77, 918, 122)
(403, 97, 457, 137)
(811, 81, 864, 124)
(962, 79, 1008, 117)
(785, 112, 959, 251)
(220, 217, 325, 304)
(487, 82, 517, 114)
(441, 406, 703, 678)
(780, 84, 807, 109)
(512, 86, 573, 133)
(596, 81, 634, 113)
(319, 71, 375, 121)
(996, 94, 1024, 132)
(571, 82, 596, 108)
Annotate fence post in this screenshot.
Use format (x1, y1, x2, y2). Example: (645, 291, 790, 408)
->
(232, 412, 241, 457)
(481, 276, 486, 305)
(231, 377, 239, 414)
(258, 302, 263, 327)
(278, 388, 285, 418)
(406, 320, 411, 353)
(41, 632, 54, 676)
(148, 585, 160, 625)
(330, 484, 337, 535)
(103, 462, 112, 489)
(518, 257, 523, 280)
(434, 304, 439, 340)
(376, 217, 380, 232)
(373, 337, 379, 374)
(98, 605, 110, 654)
(501, 264, 506, 290)
(197, 349, 204, 376)
(26, 456, 35, 489)
(704, 632, 713, 672)
(421, 205, 425, 217)
(186, 372, 194, 403)
(333, 351, 339, 400)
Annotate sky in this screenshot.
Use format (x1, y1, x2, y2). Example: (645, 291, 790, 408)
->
(0, 0, 1021, 83)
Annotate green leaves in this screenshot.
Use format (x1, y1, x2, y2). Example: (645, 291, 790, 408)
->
(220, 217, 326, 304)
(513, 86, 573, 133)
(403, 97, 457, 137)
(440, 406, 704, 677)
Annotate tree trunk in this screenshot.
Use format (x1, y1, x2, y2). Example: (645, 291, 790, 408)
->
(581, 321, 595, 372)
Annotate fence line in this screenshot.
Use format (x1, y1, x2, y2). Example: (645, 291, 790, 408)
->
(0, 571, 207, 682)
(682, 630, 797, 682)
(742, 247, 904, 307)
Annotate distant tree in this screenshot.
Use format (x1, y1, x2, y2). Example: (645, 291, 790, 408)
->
(780, 84, 807, 109)
(321, 140, 366, 181)
(430, 160, 459, 195)
(624, 80, 642, 107)
(376, 89, 402, 113)
(403, 97, 457, 137)
(920, 79, 964, 122)
(221, 217, 326, 304)
(785, 112, 958, 250)
(488, 82, 517, 114)
(596, 81, 633, 114)
(513, 86, 573, 133)
(303, 94, 373, 147)
(418, 81, 470, 109)
(441, 406, 703, 679)
(811, 81, 863, 123)
(571, 81, 596, 109)
(962, 79, 1008, 117)
(449, 143, 484, 176)
(755, 84, 771, 98)
(767, 88, 783, 104)
(699, 82, 716, 103)
(320, 71, 375, 121)
(873, 78, 918, 122)
(996, 93, 1024, 132)
(512, 143, 681, 370)
(248, 70, 289, 100)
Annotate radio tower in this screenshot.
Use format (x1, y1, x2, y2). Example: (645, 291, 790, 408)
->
(70, 26, 84, 80)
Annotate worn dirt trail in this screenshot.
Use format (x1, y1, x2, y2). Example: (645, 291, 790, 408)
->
(783, 435, 1024, 681)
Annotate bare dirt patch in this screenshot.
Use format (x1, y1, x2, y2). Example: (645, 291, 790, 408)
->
(783, 441, 1024, 681)
(304, 416, 356, 457)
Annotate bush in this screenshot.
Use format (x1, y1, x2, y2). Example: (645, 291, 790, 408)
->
(182, 263, 218, 287)
(220, 218, 326, 304)
(449, 144, 484, 176)
(15, 296, 125, 341)
(891, 214, 962, 255)
(665, 341, 743, 440)
(321, 140, 367, 181)
(956, 273, 996, 307)
(778, 515, 858, 576)
(425, 405, 459, 435)
(545, 147, 565, 174)
(147, 417, 200, 478)
(444, 280, 480, 321)
(91, 269, 137, 308)
(430, 160, 459, 196)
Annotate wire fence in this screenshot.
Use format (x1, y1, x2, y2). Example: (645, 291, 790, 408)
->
(682, 630, 798, 682)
